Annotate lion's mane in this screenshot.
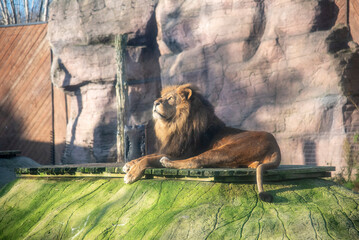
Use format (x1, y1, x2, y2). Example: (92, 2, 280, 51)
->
(154, 84, 225, 158)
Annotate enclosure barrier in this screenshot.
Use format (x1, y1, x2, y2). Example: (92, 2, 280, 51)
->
(16, 164, 335, 183)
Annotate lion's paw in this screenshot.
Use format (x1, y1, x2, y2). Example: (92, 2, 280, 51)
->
(124, 172, 143, 184)
(259, 192, 273, 203)
(248, 161, 260, 169)
(160, 157, 172, 168)
(124, 173, 134, 184)
(123, 163, 145, 184)
(122, 163, 131, 173)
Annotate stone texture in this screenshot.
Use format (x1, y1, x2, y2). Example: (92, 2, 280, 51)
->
(155, 0, 359, 172)
(48, 0, 359, 171)
(48, 0, 161, 163)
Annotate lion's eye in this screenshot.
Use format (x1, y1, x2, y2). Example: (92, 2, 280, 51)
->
(166, 96, 175, 105)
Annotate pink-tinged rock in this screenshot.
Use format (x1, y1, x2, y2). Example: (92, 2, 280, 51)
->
(156, 0, 358, 173)
(49, 0, 161, 163)
(48, 0, 359, 174)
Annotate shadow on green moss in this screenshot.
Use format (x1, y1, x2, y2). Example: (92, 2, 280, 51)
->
(267, 179, 343, 203)
(0, 179, 18, 199)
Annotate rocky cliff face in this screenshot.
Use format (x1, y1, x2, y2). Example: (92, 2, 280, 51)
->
(49, 0, 161, 163)
(48, 0, 359, 171)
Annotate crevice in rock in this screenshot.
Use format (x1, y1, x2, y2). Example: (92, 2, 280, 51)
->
(63, 81, 92, 93)
(125, 8, 162, 139)
(325, 25, 359, 137)
(88, 34, 116, 46)
(311, 0, 339, 32)
(328, 185, 359, 208)
(315, 205, 335, 240)
(52, 58, 72, 89)
(256, 201, 264, 240)
(309, 210, 319, 240)
(238, 187, 259, 239)
(243, 0, 266, 61)
(204, 204, 224, 240)
(294, 189, 335, 240)
(292, 191, 319, 239)
(329, 189, 359, 234)
(272, 205, 290, 240)
(161, 1, 187, 54)
(326, 25, 351, 53)
(190, 183, 215, 206)
(337, 48, 359, 133)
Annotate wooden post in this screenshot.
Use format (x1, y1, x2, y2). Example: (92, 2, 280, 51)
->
(347, 0, 350, 26)
(115, 34, 128, 163)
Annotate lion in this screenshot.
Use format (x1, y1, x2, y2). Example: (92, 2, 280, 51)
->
(123, 84, 281, 202)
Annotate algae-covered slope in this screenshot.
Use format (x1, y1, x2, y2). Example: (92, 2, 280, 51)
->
(0, 178, 358, 239)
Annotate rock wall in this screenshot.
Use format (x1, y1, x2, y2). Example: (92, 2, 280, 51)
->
(48, 0, 161, 163)
(48, 0, 359, 171)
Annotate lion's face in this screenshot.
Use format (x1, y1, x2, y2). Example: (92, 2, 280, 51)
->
(152, 84, 193, 122)
(152, 83, 224, 157)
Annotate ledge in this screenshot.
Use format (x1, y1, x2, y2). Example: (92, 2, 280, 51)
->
(0, 150, 21, 158)
(16, 164, 335, 182)
(0, 176, 358, 239)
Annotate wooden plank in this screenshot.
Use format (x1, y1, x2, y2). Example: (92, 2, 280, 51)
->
(53, 86, 68, 164)
(3, 78, 51, 150)
(0, 36, 49, 111)
(0, 26, 47, 106)
(334, 0, 347, 25)
(0, 25, 46, 93)
(0, 24, 53, 164)
(213, 172, 332, 182)
(0, 25, 32, 78)
(0, 45, 50, 133)
(0, 150, 21, 158)
(0, 26, 48, 101)
(3, 71, 51, 139)
(0, 25, 43, 81)
(0, 26, 23, 63)
(12, 84, 52, 141)
(16, 165, 335, 182)
(350, 0, 359, 43)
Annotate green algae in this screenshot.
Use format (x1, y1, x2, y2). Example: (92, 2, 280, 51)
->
(0, 178, 358, 240)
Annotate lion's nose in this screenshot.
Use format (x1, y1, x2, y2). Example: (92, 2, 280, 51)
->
(154, 99, 161, 106)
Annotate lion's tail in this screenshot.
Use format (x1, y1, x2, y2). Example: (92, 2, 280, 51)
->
(256, 151, 281, 202)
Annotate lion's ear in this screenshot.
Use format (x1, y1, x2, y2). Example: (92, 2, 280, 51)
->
(178, 87, 193, 100)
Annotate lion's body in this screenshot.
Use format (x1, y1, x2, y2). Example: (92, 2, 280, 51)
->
(123, 84, 281, 202)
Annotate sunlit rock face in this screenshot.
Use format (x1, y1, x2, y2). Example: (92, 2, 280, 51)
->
(156, 0, 359, 170)
(48, 0, 161, 163)
(48, 0, 359, 169)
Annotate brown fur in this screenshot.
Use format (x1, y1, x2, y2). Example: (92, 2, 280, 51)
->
(123, 84, 281, 202)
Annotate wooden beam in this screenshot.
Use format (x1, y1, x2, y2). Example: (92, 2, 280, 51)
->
(115, 34, 128, 163)
(16, 164, 336, 182)
(0, 150, 21, 158)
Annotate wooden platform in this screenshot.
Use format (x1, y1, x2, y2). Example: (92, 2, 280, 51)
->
(0, 150, 21, 158)
(15, 164, 335, 182)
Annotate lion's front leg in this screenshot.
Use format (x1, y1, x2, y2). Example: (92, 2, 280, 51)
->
(124, 154, 165, 184)
(122, 153, 161, 173)
(160, 156, 202, 169)
(122, 156, 145, 173)
(123, 160, 147, 184)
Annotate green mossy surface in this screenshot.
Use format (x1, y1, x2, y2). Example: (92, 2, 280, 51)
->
(0, 178, 358, 239)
